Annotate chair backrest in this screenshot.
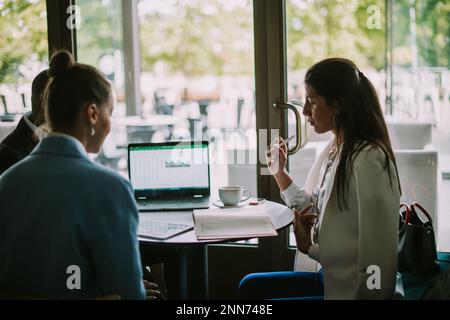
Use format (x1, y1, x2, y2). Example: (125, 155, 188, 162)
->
(387, 121, 432, 149)
(171, 127, 191, 141)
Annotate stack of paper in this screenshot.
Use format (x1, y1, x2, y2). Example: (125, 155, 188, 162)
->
(193, 208, 278, 240)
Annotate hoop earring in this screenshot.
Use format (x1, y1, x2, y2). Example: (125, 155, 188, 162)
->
(90, 126, 96, 136)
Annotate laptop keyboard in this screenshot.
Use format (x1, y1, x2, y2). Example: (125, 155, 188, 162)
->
(138, 220, 194, 240)
(139, 198, 207, 205)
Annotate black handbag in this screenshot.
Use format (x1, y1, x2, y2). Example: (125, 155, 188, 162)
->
(398, 202, 441, 274)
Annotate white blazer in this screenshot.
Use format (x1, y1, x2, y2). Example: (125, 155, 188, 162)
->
(282, 140, 403, 299)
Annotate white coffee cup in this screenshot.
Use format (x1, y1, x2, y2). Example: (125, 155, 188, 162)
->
(219, 186, 251, 206)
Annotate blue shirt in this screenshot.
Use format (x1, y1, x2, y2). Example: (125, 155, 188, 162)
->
(0, 135, 145, 299)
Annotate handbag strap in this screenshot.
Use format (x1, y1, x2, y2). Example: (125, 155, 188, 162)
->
(399, 203, 411, 226)
(411, 202, 433, 224)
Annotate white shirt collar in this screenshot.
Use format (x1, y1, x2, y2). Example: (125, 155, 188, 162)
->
(23, 113, 48, 141)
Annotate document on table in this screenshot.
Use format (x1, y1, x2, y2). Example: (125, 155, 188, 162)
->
(193, 208, 278, 240)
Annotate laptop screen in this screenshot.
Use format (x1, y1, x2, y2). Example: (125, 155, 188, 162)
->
(128, 141, 210, 198)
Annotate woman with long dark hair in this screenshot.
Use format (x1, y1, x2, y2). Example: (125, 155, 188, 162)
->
(240, 58, 403, 299)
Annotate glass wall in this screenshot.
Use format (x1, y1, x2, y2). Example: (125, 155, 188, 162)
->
(0, 0, 48, 138)
(390, 0, 450, 251)
(76, 1, 257, 232)
(76, 0, 128, 173)
(73, 0, 450, 251)
(285, 0, 450, 251)
(137, 0, 256, 203)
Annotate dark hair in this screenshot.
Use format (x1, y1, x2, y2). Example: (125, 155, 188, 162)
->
(305, 58, 401, 210)
(31, 69, 50, 126)
(44, 51, 111, 132)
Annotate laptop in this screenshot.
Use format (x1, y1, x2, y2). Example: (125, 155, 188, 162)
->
(128, 141, 211, 211)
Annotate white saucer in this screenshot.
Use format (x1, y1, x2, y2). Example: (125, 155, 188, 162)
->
(212, 200, 247, 208)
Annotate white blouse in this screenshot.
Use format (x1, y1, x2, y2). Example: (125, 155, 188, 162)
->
(282, 143, 340, 255)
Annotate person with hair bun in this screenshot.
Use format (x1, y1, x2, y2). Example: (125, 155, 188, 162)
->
(240, 58, 403, 300)
(0, 51, 147, 299)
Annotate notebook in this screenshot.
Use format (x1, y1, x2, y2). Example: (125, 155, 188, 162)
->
(138, 219, 194, 240)
(193, 208, 277, 240)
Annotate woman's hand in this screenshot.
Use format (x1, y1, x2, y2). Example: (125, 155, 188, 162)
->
(293, 204, 318, 254)
(266, 137, 288, 177)
(143, 280, 165, 300)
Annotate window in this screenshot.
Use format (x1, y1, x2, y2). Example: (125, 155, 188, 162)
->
(285, 0, 450, 251)
(76, 0, 259, 244)
(0, 0, 48, 123)
(137, 0, 256, 205)
(390, 0, 450, 251)
(76, 0, 128, 173)
(72, 0, 450, 256)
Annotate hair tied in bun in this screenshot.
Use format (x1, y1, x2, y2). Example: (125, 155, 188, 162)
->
(49, 50, 75, 78)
